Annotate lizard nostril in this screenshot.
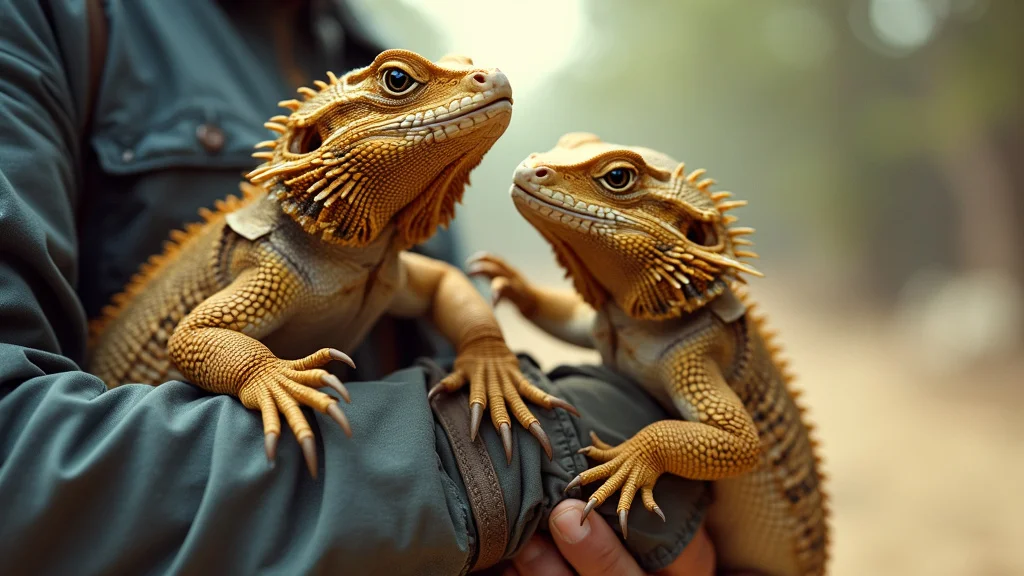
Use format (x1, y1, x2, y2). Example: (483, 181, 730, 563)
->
(473, 73, 487, 85)
(535, 168, 548, 178)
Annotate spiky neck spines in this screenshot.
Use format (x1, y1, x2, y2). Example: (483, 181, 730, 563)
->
(513, 152, 763, 321)
(621, 164, 762, 319)
(243, 50, 513, 249)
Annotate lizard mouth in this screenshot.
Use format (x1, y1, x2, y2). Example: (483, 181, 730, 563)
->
(511, 184, 621, 227)
(387, 89, 513, 141)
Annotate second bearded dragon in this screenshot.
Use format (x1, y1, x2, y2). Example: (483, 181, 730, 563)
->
(469, 133, 829, 575)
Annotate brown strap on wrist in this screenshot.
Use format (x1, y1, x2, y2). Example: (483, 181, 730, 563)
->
(425, 362, 509, 571)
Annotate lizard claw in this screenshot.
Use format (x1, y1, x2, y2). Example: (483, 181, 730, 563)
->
(265, 432, 279, 463)
(581, 497, 598, 525)
(239, 346, 356, 477)
(328, 348, 356, 369)
(548, 396, 580, 417)
(452, 334, 562, 461)
(300, 436, 318, 479)
(529, 422, 553, 460)
(470, 402, 484, 441)
(500, 422, 513, 464)
(426, 382, 444, 403)
(464, 252, 537, 315)
(321, 373, 350, 403)
(570, 428, 667, 538)
(565, 474, 582, 494)
(327, 403, 352, 437)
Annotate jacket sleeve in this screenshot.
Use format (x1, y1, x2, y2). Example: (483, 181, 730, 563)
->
(0, 4, 706, 575)
(0, 3, 473, 574)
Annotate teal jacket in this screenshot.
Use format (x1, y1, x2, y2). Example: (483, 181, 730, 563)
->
(0, 1, 707, 573)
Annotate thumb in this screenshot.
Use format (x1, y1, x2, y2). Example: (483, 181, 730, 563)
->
(549, 499, 645, 576)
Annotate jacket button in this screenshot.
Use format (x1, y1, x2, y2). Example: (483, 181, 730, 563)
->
(196, 123, 225, 154)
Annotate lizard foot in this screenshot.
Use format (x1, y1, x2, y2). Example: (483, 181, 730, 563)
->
(465, 252, 537, 313)
(427, 338, 578, 464)
(565, 430, 667, 539)
(239, 347, 356, 478)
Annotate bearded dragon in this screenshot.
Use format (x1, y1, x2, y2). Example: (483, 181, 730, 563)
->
(468, 133, 829, 575)
(87, 50, 574, 477)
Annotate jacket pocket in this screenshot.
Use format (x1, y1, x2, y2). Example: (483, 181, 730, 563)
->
(79, 101, 269, 317)
(90, 100, 266, 175)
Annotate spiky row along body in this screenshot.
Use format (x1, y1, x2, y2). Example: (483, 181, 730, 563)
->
(87, 50, 574, 476)
(468, 133, 829, 575)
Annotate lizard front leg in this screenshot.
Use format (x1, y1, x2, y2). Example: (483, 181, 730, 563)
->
(390, 252, 578, 463)
(168, 256, 354, 478)
(466, 252, 597, 349)
(567, 324, 760, 538)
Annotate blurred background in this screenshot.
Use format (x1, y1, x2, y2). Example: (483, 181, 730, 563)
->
(348, 0, 1023, 574)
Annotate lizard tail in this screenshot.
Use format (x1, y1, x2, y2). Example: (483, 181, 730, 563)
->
(731, 281, 832, 575)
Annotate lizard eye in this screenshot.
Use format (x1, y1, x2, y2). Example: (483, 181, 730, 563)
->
(598, 167, 636, 192)
(381, 68, 418, 96)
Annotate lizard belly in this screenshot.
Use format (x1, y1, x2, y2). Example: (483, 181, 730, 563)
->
(260, 245, 402, 361)
(594, 309, 709, 418)
(260, 289, 379, 359)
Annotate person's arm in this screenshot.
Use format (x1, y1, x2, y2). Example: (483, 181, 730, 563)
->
(0, 5, 707, 574)
(0, 3, 467, 574)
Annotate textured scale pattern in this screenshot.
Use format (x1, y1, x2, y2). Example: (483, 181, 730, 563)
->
(471, 134, 829, 574)
(84, 50, 562, 477)
(88, 192, 254, 385)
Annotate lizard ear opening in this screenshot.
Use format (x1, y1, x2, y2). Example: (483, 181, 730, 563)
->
(289, 126, 323, 155)
(681, 219, 718, 247)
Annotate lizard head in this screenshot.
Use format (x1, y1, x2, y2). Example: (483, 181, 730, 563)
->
(510, 132, 762, 320)
(246, 49, 513, 248)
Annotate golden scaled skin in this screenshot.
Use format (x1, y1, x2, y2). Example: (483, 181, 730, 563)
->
(468, 133, 828, 575)
(87, 50, 571, 477)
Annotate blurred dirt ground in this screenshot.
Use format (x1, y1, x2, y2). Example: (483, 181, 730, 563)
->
(494, 279, 1024, 576)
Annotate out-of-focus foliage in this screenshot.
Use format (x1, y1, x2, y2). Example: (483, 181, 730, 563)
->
(353, 0, 1022, 301)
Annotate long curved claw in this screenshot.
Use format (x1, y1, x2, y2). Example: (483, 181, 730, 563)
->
(589, 430, 614, 450)
(300, 436, 318, 479)
(265, 432, 279, 463)
(529, 422, 553, 460)
(619, 509, 629, 539)
(653, 506, 665, 522)
(565, 474, 582, 494)
(581, 497, 598, 525)
(548, 396, 580, 417)
(328, 348, 356, 369)
(321, 374, 350, 403)
(500, 423, 513, 464)
(470, 402, 484, 441)
(426, 382, 445, 403)
(327, 403, 352, 437)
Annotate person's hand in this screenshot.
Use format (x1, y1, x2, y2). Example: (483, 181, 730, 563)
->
(506, 498, 715, 575)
